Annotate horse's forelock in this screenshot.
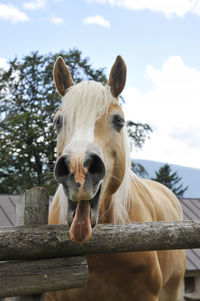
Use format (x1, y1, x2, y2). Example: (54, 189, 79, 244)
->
(60, 81, 116, 142)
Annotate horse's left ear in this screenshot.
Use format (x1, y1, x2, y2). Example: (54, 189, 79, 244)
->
(53, 56, 74, 96)
(108, 55, 127, 98)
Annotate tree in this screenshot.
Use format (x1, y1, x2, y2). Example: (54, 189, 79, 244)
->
(126, 121, 152, 150)
(151, 164, 188, 197)
(0, 49, 151, 194)
(126, 121, 152, 177)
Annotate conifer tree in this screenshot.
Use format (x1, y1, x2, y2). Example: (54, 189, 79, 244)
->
(152, 164, 188, 197)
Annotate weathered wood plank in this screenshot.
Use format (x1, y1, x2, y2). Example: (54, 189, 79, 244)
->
(0, 221, 199, 261)
(0, 257, 88, 297)
(16, 186, 49, 226)
(13, 295, 44, 301)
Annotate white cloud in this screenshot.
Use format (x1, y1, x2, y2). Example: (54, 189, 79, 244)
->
(123, 56, 200, 168)
(145, 56, 200, 102)
(87, 0, 200, 18)
(50, 16, 64, 24)
(0, 4, 29, 23)
(23, 0, 46, 10)
(84, 15, 111, 28)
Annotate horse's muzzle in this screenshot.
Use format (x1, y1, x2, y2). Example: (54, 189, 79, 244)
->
(54, 149, 106, 244)
(54, 151, 105, 201)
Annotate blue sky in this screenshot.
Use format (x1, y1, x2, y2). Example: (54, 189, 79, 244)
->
(1, 0, 200, 168)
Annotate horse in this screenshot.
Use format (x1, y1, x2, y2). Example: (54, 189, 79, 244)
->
(47, 55, 185, 301)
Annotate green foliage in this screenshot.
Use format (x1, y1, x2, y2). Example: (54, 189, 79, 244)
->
(0, 49, 106, 194)
(151, 164, 188, 197)
(126, 121, 152, 149)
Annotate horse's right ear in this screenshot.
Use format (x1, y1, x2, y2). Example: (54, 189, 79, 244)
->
(53, 56, 74, 96)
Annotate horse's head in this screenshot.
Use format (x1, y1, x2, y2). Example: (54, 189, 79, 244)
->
(53, 56, 127, 244)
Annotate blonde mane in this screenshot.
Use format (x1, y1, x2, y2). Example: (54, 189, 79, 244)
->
(53, 80, 134, 224)
(61, 81, 116, 143)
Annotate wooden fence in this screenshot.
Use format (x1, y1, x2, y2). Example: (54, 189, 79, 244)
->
(0, 187, 200, 300)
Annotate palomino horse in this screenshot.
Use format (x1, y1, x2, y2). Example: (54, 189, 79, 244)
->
(47, 56, 185, 301)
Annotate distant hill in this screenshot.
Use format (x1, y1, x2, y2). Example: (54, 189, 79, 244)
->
(134, 159, 200, 198)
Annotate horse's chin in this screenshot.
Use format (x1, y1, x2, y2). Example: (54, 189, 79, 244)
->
(66, 185, 101, 244)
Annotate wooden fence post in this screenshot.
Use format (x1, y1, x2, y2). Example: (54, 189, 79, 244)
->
(14, 186, 49, 301)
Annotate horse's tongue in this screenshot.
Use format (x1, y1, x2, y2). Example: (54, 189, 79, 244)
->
(69, 200, 92, 244)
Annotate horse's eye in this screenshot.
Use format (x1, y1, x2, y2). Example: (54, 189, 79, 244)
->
(54, 115, 63, 132)
(112, 114, 125, 132)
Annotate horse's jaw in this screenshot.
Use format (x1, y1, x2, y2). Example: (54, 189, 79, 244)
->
(65, 184, 101, 244)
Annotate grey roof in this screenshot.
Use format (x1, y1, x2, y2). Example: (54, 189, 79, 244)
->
(180, 198, 200, 271)
(0, 195, 200, 271)
(180, 198, 200, 221)
(185, 249, 200, 271)
(0, 195, 18, 226)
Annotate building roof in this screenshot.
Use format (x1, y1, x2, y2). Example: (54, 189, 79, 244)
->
(0, 195, 200, 271)
(181, 198, 200, 221)
(180, 198, 200, 271)
(0, 195, 18, 227)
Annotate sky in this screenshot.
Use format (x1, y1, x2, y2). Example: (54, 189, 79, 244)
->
(0, 0, 200, 169)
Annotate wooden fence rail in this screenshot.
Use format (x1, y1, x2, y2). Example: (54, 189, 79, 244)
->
(0, 187, 200, 298)
(0, 257, 88, 298)
(0, 221, 200, 261)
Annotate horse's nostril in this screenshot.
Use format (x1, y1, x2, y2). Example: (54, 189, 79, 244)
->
(84, 153, 106, 182)
(54, 152, 105, 189)
(54, 155, 70, 183)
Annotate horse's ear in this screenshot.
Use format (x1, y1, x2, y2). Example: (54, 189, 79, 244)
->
(53, 56, 74, 96)
(108, 55, 127, 98)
